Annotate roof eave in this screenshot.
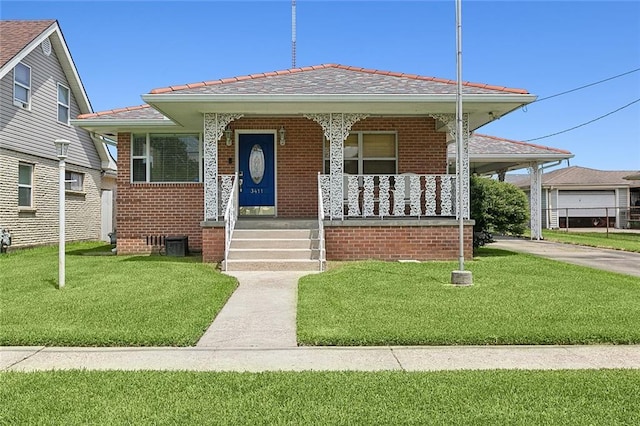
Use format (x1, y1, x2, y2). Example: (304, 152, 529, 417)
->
(141, 93, 536, 104)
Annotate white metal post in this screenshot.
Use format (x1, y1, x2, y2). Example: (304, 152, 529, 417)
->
(451, 0, 472, 286)
(58, 157, 65, 289)
(54, 139, 70, 290)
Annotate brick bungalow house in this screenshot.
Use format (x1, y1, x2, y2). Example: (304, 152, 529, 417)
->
(74, 64, 535, 269)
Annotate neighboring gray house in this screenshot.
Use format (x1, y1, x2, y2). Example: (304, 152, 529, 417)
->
(0, 20, 116, 248)
(510, 166, 640, 229)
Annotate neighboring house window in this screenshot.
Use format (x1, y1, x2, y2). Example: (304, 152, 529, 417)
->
(18, 163, 33, 207)
(57, 84, 70, 124)
(65, 171, 84, 192)
(13, 63, 31, 109)
(132, 134, 201, 183)
(323, 132, 397, 174)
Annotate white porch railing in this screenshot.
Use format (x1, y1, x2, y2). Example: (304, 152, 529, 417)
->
(317, 172, 326, 271)
(221, 173, 238, 271)
(318, 174, 456, 220)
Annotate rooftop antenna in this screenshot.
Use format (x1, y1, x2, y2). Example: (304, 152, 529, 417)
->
(291, 0, 297, 68)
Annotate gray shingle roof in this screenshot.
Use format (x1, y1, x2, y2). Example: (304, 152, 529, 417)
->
(78, 105, 165, 120)
(449, 133, 572, 156)
(149, 64, 529, 96)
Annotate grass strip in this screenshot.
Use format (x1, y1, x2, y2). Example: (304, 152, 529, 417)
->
(0, 243, 237, 346)
(540, 230, 640, 252)
(1, 370, 638, 425)
(298, 248, 640, 346)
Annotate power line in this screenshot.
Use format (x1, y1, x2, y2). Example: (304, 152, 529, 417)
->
(524, 98, 640, 142)
(533, 68, 640, 104)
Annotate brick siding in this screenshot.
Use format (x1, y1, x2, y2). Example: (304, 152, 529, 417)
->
(325, 224, 473, 261)
(0, 148, 102, 247)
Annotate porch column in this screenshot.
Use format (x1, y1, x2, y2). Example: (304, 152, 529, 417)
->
(203, 113, 243, 220)
(305, 113, 369, 219)
(529, 162, 542, 240)
(429, 113, 469, 219)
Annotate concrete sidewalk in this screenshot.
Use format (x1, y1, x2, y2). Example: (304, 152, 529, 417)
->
(3, 345, 640, 372)
(490, 237, 640, 277)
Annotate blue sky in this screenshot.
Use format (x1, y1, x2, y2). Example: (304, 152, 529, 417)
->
(3, 1, 639, 171)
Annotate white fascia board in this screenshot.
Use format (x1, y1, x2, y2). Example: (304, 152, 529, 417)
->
(456, 153, 575, 162)
(70, 119, 177, 128)
(142, 93, 536, 105)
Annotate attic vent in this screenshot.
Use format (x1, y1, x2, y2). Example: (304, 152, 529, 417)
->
(41, 38, 52, 56)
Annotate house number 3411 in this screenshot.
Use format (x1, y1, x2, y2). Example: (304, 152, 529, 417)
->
(250, 188, 264, 194)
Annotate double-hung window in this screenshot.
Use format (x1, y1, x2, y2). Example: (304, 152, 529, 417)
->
(14, 63, 31, 109)
(132, 134, 201, 183)
(65, 171, 84, 192)
(57, 83, 70, 124)
(323, 132, 397, 175)
(18, 163, 33, 207)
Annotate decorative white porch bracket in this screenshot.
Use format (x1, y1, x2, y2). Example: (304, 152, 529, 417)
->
(304, 113, 369, 219)
(203, 113, 243, 220)
(529, 162, 542, 240)
(428, 113, 470, 219)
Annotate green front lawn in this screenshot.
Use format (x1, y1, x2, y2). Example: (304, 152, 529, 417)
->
(2, 370, 638, 425)
(541, 230, 640, 252)
(298, 248, 640, 346)
(0, 243, 237, 346)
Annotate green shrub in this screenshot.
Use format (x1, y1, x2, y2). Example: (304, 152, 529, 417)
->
(470, 176, 529, 246)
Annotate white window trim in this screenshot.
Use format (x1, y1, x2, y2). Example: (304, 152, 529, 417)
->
(18, 163, 34, 208)
(13, 62, 31, 110)
(323, 131, 398, 174)
(57, 83, 71, 125)
(131, 133, 203, 183)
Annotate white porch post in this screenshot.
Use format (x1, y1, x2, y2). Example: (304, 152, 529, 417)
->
(428, 113, 469, 219)
(305, 113, 368, 220)
(460, 114, 470, 219)
(203, 113, 243, 221)
(529, 162, 542, 240)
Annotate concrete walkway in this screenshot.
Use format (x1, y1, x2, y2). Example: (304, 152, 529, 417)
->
(3, 345, 640, 372)
(490, 237, 640, 277)
(196, 271, 312, 348)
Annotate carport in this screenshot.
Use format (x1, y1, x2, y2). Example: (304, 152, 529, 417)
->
(449, 133, 574, 239)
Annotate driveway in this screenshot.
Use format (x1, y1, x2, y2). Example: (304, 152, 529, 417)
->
(490, 237, 640, 278)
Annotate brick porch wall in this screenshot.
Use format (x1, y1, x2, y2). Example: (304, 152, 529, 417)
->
(202, 225, 224, 263)
(325, 223, 473, 261)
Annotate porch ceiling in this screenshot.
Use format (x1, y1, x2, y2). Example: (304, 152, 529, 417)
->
(139, 93, 536, 132)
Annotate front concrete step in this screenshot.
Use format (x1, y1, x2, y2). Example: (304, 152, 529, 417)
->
(235, 219, 317, 229)
(228, 248, 313, 260)
(233, 229, 312, 239)
(231, 238, 312, 249)
(225, 224, 320, 271)
(224, 259, 320, 271)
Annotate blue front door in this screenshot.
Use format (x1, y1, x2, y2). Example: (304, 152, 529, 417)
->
(238, 133, 275, 213)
